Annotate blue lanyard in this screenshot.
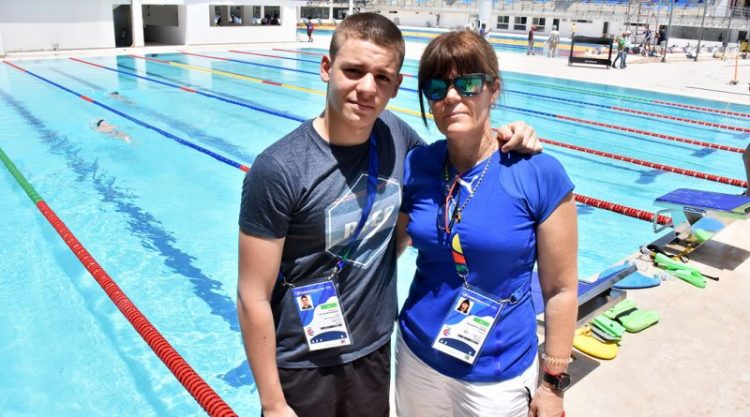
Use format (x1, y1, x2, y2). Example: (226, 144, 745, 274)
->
(278, 132, 378, 286)
(333, 131, 379, 276)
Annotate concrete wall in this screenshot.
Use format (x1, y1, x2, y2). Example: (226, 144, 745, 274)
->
(0, 0, 116, 52)
(0, 0, 303, 51)
(0, 30, 5, 56)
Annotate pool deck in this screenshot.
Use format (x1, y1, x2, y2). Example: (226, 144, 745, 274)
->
(4, 35, 749, 417)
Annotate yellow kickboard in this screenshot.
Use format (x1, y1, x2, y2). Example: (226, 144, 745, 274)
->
(573, 326, 619, 360)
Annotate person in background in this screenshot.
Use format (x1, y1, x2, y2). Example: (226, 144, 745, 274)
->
(93, 119, 131, 143)
(643, 25, 652, 56)
(622, 30, 631, 68)
(546, 25, 560, 58)
(108, 91, 134, 105)
(237, 13, 542, 417)
(479, 23, 492, 41)
(528, 26, 535, 55)
(395, 30, 578, 417)
(306, 17, 315, 42)
(612, 32, 626, 69)
(571, 22, 577, 38)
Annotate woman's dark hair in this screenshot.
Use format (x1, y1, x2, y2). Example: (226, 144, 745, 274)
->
(418, 30, 501, 126)
(330, 13, 405, 70)
(96, 119, 105, 127)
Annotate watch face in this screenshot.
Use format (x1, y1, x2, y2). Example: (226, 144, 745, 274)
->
(558, 373, 571, 390)
(545, 372, 571, 391)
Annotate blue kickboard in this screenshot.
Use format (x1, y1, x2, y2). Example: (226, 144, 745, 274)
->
(531, 261, 636, 314)
(613, 271, 661, 290)
(656, 188, 750, 214)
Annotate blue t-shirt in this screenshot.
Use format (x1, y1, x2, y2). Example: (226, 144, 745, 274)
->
(399, 140, 574, 382)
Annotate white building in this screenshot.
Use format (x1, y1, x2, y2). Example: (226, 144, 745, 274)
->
(0, 0, 299, 54)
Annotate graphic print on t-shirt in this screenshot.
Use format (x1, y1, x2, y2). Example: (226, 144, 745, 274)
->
(325, 173, 401, 267)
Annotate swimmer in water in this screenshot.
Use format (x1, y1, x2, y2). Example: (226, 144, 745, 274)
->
(94, 119, 131, 143)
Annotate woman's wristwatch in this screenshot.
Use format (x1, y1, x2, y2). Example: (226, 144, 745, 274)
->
(542, 371, 571, 392)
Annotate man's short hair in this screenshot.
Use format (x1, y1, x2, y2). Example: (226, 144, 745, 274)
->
(329, 13, 405, 70)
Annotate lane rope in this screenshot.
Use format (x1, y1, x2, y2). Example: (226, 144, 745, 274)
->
(4, 60, 253, 172)
(5, 58, 672, 224)
(0, 146, 238, 417)
(263, 48, 750, 122)
(146, 54, 742, 152)
(501, 104, 745, 153)
(539, 137, 747, 188)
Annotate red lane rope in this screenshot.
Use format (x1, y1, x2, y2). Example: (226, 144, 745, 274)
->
(610, 106, 750, 133)
(572, 194, 671, 225)
(275, 48, 750, 120)
(652, 99, 750, 118)
(34, 200, 237, 417)
(540, 137, 748, 188)
(554, 114, 746, 153)
(74, 54, 671, 226)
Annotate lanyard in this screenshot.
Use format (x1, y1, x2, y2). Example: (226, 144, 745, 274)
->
(451, 233, 470, 284)
(442, 148, 493, 234)
(280, 132, 378, 287)
(443, 148, 493, 285)
(333, 131, 379, 276)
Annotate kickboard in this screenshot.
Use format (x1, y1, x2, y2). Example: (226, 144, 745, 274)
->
(613, 271, 661, 289)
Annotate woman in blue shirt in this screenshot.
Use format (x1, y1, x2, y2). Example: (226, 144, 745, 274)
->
(395, 30, 578, 417)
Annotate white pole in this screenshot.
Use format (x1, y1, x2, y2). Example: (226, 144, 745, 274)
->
(131, 0, 145, 47)
(662, 0, 674, 62)
(478, 0, 492, 29)
(694, 0, 710, 61)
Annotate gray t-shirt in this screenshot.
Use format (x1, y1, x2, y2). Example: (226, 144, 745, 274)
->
(239, 111, 424, 368)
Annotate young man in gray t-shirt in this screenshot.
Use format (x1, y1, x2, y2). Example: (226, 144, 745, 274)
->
(238, 13, 540, 417)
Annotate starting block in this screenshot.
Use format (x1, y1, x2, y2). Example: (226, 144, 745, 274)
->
(650, 188, 750, 254)
(532, 261, 634, 328)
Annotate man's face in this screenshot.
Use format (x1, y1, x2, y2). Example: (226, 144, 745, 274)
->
(301, 297, 310, 308)
(320, 38, 403, 130)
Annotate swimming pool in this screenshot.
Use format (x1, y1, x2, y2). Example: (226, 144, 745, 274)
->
(1, 48, 747, 416)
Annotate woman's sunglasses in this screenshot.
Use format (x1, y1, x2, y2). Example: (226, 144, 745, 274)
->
(421, 73, 494, 101)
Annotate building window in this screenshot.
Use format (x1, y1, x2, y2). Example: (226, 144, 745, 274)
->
(300, 7, 329, 20)
(497, 16, 509, 30)
(263, 6, 281, 25)
(333, 7, 349, 20)
(210, 5, 274, 26)
(532, 17, 546, 30)
(514, 17, 527, 31)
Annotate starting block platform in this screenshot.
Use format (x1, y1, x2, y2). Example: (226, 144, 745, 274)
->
(532, 262, 633, 327)
(533, 189, 750, 328)
(651, 188, 750, 257)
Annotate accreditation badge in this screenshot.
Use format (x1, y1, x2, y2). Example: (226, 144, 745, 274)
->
(292, 281, 352, 351)
(432, 285, 503, 365)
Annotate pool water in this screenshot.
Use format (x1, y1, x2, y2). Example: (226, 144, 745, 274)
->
(0, 48, 747, 416)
